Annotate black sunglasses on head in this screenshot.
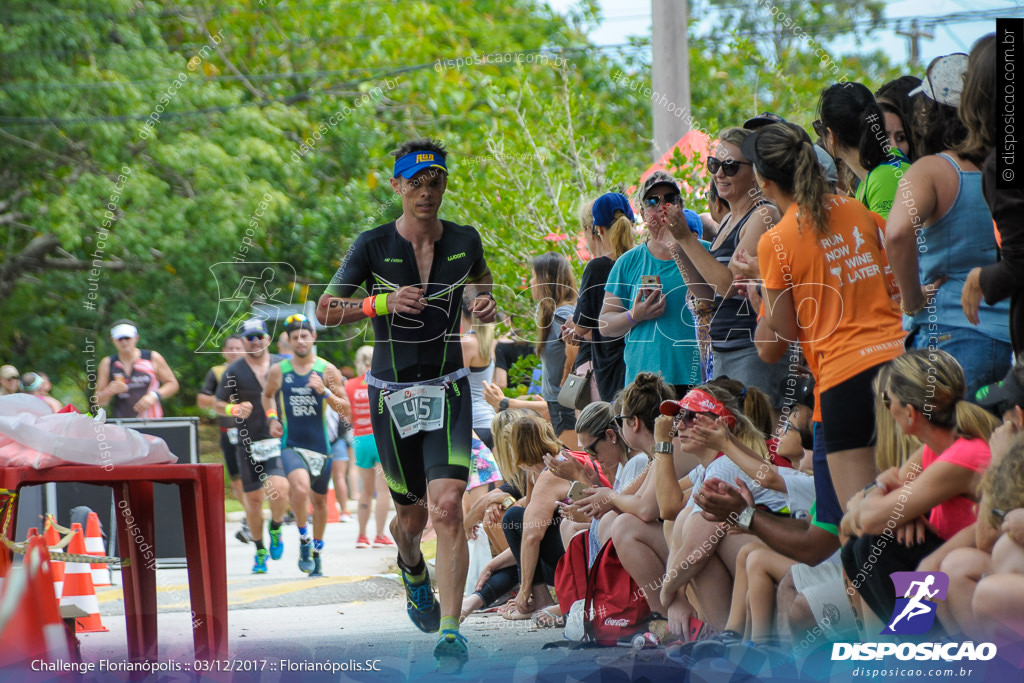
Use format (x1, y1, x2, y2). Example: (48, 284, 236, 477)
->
(707, 157, 752, 177)
(642, 193, 682, 208)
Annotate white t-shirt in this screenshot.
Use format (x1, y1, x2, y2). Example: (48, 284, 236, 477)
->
(588, 453, 651, 566)
(688, 455, 788, 513)
(778, 468, 815, 519)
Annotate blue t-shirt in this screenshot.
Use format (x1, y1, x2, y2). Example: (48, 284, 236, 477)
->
(604, 243, 704, 386)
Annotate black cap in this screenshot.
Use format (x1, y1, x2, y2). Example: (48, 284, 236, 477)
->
(639, 170, 680, 200)
(743, 111, 787, 130)
(972, 358, 1024, 413)
(779, 374, 815, 410)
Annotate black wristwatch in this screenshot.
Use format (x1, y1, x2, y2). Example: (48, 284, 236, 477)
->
(499, 398, 510, 412)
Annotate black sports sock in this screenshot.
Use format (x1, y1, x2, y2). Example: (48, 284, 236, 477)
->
(269, 520, 282, 532)
(397, 554, 427, 583)
(255, 539, 266, 552)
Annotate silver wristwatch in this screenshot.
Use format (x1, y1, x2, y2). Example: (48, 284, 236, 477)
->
(736, 506, 755, 530)
(654, 441, 673, 454)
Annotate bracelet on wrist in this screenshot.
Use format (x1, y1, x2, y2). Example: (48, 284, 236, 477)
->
(224, 404, 236, 417)
(151, 391, 161, 402)
(626, 310, 637, 326)
(265, 410, 279, 421)
(900, 300, 923, 316)
(374, 292, 390, 317)
(476, 291, 495, 301)
(362, 296, 377, 318)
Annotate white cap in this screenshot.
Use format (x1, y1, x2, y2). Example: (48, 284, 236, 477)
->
(908, 53, 969, 108)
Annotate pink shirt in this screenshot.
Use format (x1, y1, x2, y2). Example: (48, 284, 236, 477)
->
(922, 437, 990, 539)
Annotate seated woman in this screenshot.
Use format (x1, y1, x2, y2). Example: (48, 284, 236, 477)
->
(655, 384, 789, 636)
(462, 409, 529, 620)
(599, 373, 678, 625)
(841, 349, 999, 626)
(548, 401, 650, 561)
(501, 413, 608, 621)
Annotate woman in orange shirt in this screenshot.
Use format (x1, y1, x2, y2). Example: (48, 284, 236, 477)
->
(745, 122, 906, 511)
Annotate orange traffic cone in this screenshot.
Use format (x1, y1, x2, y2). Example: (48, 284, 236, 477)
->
(323, 487, 341, 524)
(60, 523, 107, 633)
(0, 536, 69, 666)
(43, 517, 64, 600)
(84, 512, 110, 587)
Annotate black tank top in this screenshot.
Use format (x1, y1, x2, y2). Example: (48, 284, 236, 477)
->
(708, 202, 771, 350)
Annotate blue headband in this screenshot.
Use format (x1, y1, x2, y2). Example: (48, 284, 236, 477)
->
(393, 151, 448, 179)
(591, 193, 635, 229)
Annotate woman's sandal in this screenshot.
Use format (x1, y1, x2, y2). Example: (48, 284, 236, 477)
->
(531, 605, 565, 628)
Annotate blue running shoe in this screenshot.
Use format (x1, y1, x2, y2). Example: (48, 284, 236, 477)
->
(309, 552, 324, 577)
(298, 540, 314, 573)
(400, 564, 440, 633)
(433, 629, 468, 673)
(252, 548, 269, 574)
(269, 526, 284, 560)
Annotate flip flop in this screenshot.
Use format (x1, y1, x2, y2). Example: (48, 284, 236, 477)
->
(531, 606, 565, 628)
(502, 606, 536, 621)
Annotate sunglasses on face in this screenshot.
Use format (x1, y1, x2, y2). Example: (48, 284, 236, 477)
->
(642, 193, 682, 208)
(582, 432, 606, 457)
(244, 334, 267, 342)
(115, 336, 133, 342)
(881, 393, 892, 409)
(706, 157, 752, 177)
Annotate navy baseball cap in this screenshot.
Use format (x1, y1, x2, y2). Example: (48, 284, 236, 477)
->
(393, 151, 448, 179)
(239, 318, 269, 336)
(592, 193, 635, 229)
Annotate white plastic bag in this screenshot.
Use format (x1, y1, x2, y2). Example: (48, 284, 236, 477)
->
(0, 395, 175, 469)
(464, 525, 492, 596)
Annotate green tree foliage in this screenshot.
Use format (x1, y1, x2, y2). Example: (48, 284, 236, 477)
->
(0, 0, 906, 412)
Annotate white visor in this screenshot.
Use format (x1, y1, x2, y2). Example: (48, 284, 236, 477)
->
(111, 323, 138, 339)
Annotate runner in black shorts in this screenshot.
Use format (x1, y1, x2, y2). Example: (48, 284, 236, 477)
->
(317, 138, 495, 672)
(262, 313, 349, 578)
(215, 318, 289, 574)
(197, 334, 251, 544)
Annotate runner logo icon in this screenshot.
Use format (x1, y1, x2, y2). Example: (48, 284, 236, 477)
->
(883, 571, 948, 635)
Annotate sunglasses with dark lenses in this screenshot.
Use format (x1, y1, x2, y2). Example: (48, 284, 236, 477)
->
(706, 157, 752, 177)
(115, 336, 133, 342)
(244, 333, 267, 342)
(582, 432, 606, 457)
(612, 414, 628, 430)
(881, 393, 891, 408)
(643, 193, 682, 208)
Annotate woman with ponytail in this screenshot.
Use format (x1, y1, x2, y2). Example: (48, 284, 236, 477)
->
(746, 122, 905, 520)
(564, 193, 635, 401)
(841, 349, 999, 624)
(530, 252, 578, 443)
(817, 82, 911, 218)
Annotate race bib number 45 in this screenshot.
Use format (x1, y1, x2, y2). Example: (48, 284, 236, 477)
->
(383, 385, 446, 438)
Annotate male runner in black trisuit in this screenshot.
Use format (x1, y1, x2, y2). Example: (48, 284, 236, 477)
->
(215, 319, 289, 574)
(316, 138, 495, 672)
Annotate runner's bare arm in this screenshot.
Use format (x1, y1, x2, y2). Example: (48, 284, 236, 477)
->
(323, 364, 351, 419)
(465, 269, 496, 323)
(151, 351, 180, 400)
(316, 294, 367, 326)
(261, 365, 282, 414)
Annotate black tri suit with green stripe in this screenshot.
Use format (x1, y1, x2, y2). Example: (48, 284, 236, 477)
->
(325, 220, 489, 505)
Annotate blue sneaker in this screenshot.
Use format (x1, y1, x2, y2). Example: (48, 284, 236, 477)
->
(252, 548, 269, 574)
(309, 552, 324, 577)
(298, 540, 314, 573)
(400, 563, 440, 633)
(269, 526, 284, 560)
(433, 629, 468, 673)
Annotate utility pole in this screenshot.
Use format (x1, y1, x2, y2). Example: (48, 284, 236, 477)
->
(651, 0, 691, 161)
(896, 20, 934, 68)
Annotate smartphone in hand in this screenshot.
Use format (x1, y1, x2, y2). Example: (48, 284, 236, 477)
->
(640, 275, 662, 302)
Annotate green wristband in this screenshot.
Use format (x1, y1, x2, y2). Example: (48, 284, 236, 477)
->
(375, 293, 390, 317)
